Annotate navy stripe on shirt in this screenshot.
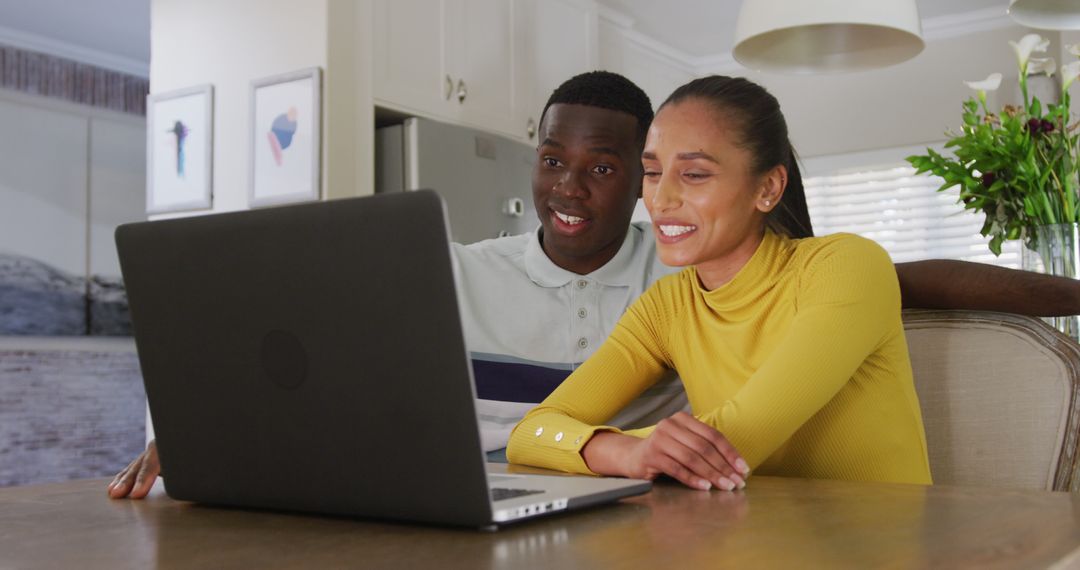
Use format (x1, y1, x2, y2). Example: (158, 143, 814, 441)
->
(472, 358, 572, 403)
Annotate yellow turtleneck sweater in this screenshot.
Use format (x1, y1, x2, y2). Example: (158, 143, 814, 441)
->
(506, 231, 932, 485)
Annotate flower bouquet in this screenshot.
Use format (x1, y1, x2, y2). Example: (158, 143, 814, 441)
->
(906, 34, 1080, 256)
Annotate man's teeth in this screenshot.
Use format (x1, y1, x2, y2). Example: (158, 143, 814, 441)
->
(555, 211, 585, 225)
(659, 224, 695, 237)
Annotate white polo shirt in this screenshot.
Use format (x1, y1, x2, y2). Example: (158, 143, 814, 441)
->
(451, 222, 688, 452)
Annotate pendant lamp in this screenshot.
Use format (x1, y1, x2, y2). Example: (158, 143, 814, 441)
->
(1008, 0, 1080, 30)
(732, 0, 925, 73)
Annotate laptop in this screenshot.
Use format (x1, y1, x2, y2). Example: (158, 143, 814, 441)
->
(115, 190, 650, 528)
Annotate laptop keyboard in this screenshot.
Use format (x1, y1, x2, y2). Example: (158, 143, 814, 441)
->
(491, 487, 544, 502)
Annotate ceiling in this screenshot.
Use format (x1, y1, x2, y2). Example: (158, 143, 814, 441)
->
(0, 0, 149, 62)
(0, 0, 1009, 70)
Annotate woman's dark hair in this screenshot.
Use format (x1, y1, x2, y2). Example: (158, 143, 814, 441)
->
(660, 76, 813, 239)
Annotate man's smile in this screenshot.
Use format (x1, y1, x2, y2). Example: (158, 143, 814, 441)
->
(549, 207, 593, 236)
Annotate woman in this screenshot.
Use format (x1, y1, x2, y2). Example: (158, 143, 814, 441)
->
(506, 76, 932, 491)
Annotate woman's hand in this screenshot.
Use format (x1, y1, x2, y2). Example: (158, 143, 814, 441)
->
(107, 439, 161, 499)
(584, 411, 750, 491)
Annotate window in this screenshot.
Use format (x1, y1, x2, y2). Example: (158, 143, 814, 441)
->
(804, 163, 1021, 268)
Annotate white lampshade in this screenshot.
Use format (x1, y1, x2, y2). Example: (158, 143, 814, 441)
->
(1008, 0, 1080, 30)
(732, 0, 925, 73)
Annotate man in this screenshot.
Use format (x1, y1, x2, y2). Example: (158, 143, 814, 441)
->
(109, 71, 1080, 498)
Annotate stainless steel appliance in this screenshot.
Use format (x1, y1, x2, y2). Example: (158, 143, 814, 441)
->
(376, 117, 537, 244)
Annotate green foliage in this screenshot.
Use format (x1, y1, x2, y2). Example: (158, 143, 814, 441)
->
(907, 66, 1080, 256)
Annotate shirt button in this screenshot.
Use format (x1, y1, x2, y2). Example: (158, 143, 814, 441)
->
(576, 279, 588, 289)
(555, 432, 564, 442)
(578, 338, 588, 349)
(535, 427, 544, 437)
(577, 307, 587, 319)
(574, 436, 582, 445)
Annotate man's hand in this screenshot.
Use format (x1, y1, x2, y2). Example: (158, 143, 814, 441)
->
(107, 440, 160, 499)
(584, 411, 750, 491)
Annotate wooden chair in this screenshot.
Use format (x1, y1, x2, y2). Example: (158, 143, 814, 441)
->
(903, 309, 1080, 491)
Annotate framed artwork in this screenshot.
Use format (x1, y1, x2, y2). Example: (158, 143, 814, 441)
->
(146, 85, 214, 214)
(249, 67, 322, 207)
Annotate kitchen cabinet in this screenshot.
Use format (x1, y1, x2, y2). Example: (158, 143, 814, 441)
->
(372, 0, 445, 119)
(373, 0, 519, 138)
(373, 0, 692, 142)
(514, 0, 598, 142)
(446, 0, 518, 135)
(596, 15, 694, 112)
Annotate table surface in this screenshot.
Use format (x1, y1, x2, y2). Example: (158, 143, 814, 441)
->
(4, 467, 1080, 570)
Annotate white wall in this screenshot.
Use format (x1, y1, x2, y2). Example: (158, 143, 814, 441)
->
(599, 11, 1063, 164)
(149, 0, 373, 216)
(735, 24, 1061, 159)
(791, 27, 1080, 175)
(324, 0, 373, 201)
(1063, 30, 1080, 104)
(599, 11, 1068, 222)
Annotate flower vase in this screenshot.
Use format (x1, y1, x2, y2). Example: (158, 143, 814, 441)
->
(1021, 223, 1080, 342)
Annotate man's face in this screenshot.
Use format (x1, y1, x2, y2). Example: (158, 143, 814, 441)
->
(531, 103, 643, 275)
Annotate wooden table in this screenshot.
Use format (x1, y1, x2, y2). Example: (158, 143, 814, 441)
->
(3, 469, 1080, 569)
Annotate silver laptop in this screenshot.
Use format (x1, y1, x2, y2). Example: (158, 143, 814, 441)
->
(115, 190, 650, 528)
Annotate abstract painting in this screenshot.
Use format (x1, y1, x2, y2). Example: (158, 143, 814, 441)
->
(146, 85, 213, 214)
(249, 68, 321, 207)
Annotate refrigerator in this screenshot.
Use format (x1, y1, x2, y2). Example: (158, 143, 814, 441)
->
(375, 117, 538, 244)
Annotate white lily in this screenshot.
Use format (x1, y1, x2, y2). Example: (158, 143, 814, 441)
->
(965, 72, 1002, 111)
(1010, 33, 1050, 72)
(965, 73, 1003, 92)
(1064, 61, 1080, 91)
(1027, 57, 1057, 76)
(1068, 44, 1080, 57)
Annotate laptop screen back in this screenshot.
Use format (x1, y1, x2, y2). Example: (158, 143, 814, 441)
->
(116, 191, 495, 526)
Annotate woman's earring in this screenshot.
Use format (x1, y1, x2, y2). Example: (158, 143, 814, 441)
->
(764, 199, 772, 207)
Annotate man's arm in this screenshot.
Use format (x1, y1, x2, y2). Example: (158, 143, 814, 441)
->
(896, 260, 1080, 316)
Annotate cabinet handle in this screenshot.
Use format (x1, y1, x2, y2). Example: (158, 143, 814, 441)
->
(526, 118, 536, 139)
(444, 75, 454, 100)
(456, 79, 467, 103)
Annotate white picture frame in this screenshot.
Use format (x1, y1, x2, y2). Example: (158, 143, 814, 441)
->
(146, 85, 214, 214)
(249, 67, 322, 208)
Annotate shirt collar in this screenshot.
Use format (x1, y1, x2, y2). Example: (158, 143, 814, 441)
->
(523, 224, 648, 288)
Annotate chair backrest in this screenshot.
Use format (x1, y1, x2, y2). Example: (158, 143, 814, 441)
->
(903, 309, 1080, 491)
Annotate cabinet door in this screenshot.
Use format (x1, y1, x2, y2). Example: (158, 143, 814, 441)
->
(619, 41, 693, 114)
(597, 16, 692, 113)
(445, 0, 518, 136)
(373, 0, 454, 119)
(516, 0, 598, 142)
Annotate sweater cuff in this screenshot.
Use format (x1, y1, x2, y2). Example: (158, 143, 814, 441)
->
(508, 413, 622, 475)
(622, 425, 656, 439)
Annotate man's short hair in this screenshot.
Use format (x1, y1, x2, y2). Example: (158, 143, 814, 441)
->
(539, 71, 654, 145)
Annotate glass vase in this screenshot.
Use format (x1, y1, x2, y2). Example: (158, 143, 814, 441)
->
(1021, 223, 1080, 342)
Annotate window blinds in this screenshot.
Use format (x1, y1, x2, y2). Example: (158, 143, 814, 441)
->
(804, 165, 1021, 268)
